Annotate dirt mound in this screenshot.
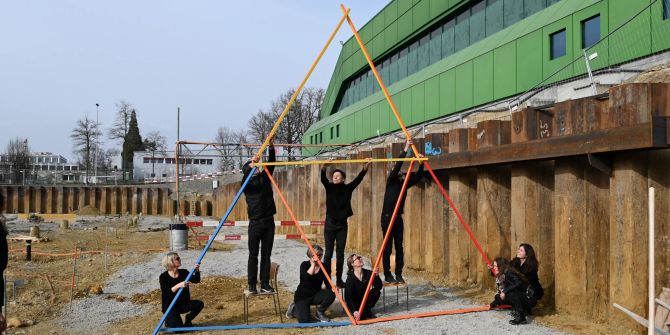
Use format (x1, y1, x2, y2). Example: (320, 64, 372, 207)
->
(76, 205, 101, 216)
(624, 61, 670, 83)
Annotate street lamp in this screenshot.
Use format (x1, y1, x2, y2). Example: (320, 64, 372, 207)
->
(95, 103, 99, 184)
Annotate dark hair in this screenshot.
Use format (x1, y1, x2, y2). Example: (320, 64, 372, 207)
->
(513, 243, 538, 274)
(495, 257, 528, 284)
(346, 254, 358, 274)
(332, 169, 346, 179)
(242, 161, 252, 176)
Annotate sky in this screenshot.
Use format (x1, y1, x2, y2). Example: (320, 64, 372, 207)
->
(0, 0, 388, 161)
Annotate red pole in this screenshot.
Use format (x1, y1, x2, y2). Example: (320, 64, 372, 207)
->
(424, 162, 492, 269)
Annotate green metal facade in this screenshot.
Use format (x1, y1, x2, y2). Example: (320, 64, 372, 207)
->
(303, 0, 670, 152)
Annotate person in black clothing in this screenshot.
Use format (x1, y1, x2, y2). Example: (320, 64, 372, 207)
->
(0, 195, 8, 331)
(286, 245, 335, 323)
(345, 253, 382, 321)
(321, 161, 370, 288)
(489, 257, 531, 325)
(511, 243, 544, 310)
(381, 140, 424, 284)
(241, 139, 277, 294)
(159, 252, 204, 328)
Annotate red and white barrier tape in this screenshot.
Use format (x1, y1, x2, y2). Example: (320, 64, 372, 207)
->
(186, 220, 325, 228)
(195, 234, 317, 241)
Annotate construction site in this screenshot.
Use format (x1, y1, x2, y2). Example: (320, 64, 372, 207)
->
(2, 0, 670, 334)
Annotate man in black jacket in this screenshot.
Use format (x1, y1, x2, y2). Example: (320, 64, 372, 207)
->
(321, 160, 370, 288)
(381, 140, 423, 284)
(241, 140, 276, 294)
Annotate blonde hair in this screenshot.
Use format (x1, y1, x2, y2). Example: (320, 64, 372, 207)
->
(161, 252, 180, 270)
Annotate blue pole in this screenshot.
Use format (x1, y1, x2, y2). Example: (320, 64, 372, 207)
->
(161, 321, 351, 332)
(151, 167, 256, 335)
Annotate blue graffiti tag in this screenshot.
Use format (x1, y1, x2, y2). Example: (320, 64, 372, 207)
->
(425, 142, 442, 156)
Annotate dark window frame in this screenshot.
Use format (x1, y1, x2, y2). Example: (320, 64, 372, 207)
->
(581, 14, 600, 49)
(550, 29, 567, 60)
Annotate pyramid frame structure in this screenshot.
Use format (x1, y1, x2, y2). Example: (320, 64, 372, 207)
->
(153, 5, 494, 334)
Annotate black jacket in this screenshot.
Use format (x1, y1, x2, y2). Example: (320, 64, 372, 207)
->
(512, 258, 544, 300)
(242, 146, 276, 220)
(344, 268, 382, 312)
(500, 268, 526, 295)
(159, 269, 201, 312)
(381, 150, 424, 216)
(321, 168, 367, 220)
(294, 260, 329, 301)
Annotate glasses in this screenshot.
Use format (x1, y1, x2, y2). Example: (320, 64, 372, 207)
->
(353, 255, 363, 261)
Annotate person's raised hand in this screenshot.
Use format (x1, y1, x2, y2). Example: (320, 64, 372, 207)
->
(194, 264, 200, 272)
(404, 139, 412, 152)
(364, 160, 372, 171)
(353, 311, 360, 321)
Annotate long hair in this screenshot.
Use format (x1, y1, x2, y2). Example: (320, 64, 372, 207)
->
(346, 254, 357, 274)
(495, 257, 527, 284)
(512, 243, 538, 274)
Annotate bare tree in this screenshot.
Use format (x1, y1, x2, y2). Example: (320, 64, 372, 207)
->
(247, 109, 274, 143)
(71, 115, 101, 181)
(215, 127, 248, 172)
(4, 137, 31, 183)
(267, 87, 324, 160)
(143, 131, 167, 152)
(108, 100, 134, 143)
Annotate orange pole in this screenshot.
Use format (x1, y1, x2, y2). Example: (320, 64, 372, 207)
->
(356, 306, 497, 325)
(263, 168, 358, 325)
(340, 4, 421, 158)
(357, 160, 415, 319)
(253, 9, 350, 162)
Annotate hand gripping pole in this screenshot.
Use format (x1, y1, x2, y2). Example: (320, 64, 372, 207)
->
(264, 168, 358, 324)
(152, 167, 257, 335)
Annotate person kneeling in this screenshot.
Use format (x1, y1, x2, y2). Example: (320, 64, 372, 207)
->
(490, 257, 531, 325)
(159, 252, 204, 328)
(345, 254, 382, 321)
(286, 245, 335, 323)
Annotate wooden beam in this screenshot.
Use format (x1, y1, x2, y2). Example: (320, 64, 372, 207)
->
(429, 118, 669, 170)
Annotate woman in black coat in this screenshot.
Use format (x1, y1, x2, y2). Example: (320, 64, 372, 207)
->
(490, 257, 531, 325)
(344, 253, 382, 321)
(159, 252, 204, 328)
(286, 245, 335, 323)
(511, 243, 544, 309)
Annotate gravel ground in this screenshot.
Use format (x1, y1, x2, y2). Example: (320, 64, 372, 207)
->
(57, 216, 567, 335)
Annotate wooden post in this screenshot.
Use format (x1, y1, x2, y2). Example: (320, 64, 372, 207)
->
(370, 147, 386, 265)
(423, 133, 449, 274)
(56, 187, 63, 214)
(609, 152, 649, 329)
(648, 149, 670, 298)
(555, 157, 609, 320)
(406, 139, 425, 271)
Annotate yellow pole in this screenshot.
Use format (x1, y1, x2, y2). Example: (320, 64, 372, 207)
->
(253, 9, 350, 162)
(340, 4, 422, 159)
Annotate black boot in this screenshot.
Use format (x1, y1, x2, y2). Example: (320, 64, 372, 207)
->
(509, 311, 527, 325)
(260, 282, 275, 293)
(384, 272, 397, 283)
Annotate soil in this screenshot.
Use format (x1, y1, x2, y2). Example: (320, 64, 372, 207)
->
(2, 216, 644, 335)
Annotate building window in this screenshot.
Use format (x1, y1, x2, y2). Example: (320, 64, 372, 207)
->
(664, 0, 670, 20)
(550, 29, 566, 60)
(319, 132, 323, 143)
(336, 125, 340, 137)
(581, 15, 600, 48)
(310, 135, 313, 144)
(330, 127, 334, 139)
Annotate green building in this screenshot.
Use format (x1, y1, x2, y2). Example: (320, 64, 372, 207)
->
(303, 0, 670, 152)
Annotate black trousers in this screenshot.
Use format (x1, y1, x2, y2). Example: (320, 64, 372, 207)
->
(164, 300, 205, 327)
(324, 217, 348, 281)
(294, 289, 336, 323)
(248, 216, 275, 286)
(381, 214, 404, 276)
(495, 291, 532, 316)
(350, 287, 381, 319)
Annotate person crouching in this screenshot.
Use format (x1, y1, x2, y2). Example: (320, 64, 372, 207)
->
(286, 245, 335, 323)
(159, 252, 204, 328)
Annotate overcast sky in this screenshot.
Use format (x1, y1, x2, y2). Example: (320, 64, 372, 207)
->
(0, 1, 388, 161)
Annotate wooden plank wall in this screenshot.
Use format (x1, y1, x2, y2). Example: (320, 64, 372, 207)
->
(188, 83, 670, 329)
